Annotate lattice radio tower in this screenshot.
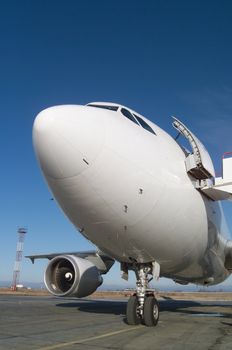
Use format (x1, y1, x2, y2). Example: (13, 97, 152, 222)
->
(12, 228, 27, 291)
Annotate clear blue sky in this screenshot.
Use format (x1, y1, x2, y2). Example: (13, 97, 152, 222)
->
(1, 0, 232, 290)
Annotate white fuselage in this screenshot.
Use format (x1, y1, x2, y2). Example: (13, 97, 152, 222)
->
(33, 103, 231, 286)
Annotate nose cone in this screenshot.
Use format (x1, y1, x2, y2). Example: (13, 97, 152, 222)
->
(33, 105, 105, 179)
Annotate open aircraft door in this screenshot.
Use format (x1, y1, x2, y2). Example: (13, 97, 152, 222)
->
(172, 117, 215, 180)
(173, 117, 232, 201)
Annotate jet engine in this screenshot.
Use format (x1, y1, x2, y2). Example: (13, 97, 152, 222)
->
(44, 255, 103, 297)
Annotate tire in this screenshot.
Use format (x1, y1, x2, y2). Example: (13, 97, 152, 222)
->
(143, 296, 159, 327)
(126, 296, 141, 325)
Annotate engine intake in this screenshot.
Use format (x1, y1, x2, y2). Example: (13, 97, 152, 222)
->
(44, 255, 103, 297)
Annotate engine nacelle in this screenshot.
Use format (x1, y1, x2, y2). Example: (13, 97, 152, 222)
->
(44, 255, 103, 297)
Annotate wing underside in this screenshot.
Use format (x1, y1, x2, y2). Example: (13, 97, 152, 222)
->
(26, 250, 115, 274)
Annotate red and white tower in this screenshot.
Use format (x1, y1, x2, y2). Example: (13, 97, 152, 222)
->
(11, 228, 27, 291)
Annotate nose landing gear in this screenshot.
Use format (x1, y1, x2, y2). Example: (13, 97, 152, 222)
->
(126, 264, 159, 327)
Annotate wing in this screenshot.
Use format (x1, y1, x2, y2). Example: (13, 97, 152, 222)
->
(26, 250, 115, 274)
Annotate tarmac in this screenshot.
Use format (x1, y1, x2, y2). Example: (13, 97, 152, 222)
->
(0, 295, 232, 350)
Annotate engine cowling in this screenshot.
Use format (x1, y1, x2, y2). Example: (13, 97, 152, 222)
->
(44, 255, 103, 297)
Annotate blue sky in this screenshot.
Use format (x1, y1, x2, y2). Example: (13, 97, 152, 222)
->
(1, 0, 232, 289)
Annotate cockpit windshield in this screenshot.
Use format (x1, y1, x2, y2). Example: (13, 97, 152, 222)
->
(87, 104, 119, 111)
(87, 102, 157, 136)
(121, 108, 140, 125)
(133, 114, 156, 135)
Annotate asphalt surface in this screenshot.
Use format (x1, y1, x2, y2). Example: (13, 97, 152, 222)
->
(0, 295, 232, 350)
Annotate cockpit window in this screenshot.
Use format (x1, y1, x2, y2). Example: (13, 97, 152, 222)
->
(121, 108, 140, 125)
(133, 114, 156, 135)
(87, 104, 118, 111)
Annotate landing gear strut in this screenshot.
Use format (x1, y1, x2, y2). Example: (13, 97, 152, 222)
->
(126, 264, 159, 327)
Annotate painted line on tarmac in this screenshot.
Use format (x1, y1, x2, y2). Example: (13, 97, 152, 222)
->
(35, 326, 143, 350)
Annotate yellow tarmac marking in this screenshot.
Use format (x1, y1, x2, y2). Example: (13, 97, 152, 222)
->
(35, 326, 142, 350)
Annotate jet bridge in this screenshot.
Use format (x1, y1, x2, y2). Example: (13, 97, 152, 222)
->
(172, 117, 232, 201)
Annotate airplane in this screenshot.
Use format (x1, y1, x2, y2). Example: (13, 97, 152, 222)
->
(27, 101, 232, 327)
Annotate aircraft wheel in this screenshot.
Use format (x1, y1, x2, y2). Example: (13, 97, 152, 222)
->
(143, 296, 159, 327)
(126, 296, 141, 325)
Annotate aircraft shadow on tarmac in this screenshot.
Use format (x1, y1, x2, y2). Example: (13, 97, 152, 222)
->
(56, 299, 127, 315)
(56, 299, 232, 319)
